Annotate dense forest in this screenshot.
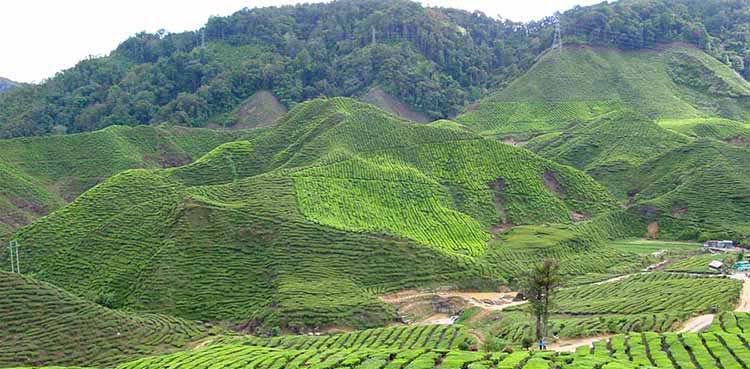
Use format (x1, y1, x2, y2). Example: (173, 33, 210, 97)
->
(2, 0, 750, 137)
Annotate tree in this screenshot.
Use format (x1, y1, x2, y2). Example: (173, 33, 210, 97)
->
(520, 258, 563, 342)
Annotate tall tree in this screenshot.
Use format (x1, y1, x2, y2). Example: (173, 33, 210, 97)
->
(521, 258, 563, 342)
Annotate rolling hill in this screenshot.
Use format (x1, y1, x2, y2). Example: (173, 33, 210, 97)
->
(5, 98, 628, 331)
(458, 44, 750, 242)
(0, 125, 256, 235)
(458, 45, 750, 138)
(0, 271, 213, 368)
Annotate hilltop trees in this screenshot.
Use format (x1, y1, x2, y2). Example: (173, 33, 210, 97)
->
(521, 258, 562, 342)
(0, 0, 553, 138)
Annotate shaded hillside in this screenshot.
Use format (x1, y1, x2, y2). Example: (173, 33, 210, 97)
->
(526, 111, 692, 197)
(0, 125, 256, 235)
(458, 45, 750, 137)
(626, 139, 750, 241)
(0, 271, 212, 368)
(6, 98, 622, 330)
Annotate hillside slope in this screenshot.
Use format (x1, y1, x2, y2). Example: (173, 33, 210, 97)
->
(626, 139, 750, 240)
(6, 98, 622, 330)
(458, 45, 750, 241)
(458, 45, 750, 137)
(0, 271, 212, 368)
(0, 125, 256, 235)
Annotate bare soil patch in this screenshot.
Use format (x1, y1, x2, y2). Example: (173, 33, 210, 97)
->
(543, 171, 564, 197)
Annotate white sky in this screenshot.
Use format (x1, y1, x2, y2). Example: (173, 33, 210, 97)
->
(0, 0, 603, 83)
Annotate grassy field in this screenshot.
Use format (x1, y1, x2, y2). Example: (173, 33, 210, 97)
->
(608, 239, 701, 255)
(0, 271, 214, 368)
(3, 98, 633, 331)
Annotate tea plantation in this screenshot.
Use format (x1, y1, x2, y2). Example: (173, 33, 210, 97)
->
(0, 271, 213, 368)
(457, 45, 750, 241)
(0, 125, 254, 235)
(211, 325, 471, 351)
(5, 38, 750, 369)
(3, 98, 633, 331)
(464, 273, 741, 343)
(458, 45, 750, 137)
(16, 331, 750, 369)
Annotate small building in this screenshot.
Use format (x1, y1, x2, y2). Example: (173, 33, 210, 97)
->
(708, 260, 724, 270)
(704, 240, 736, 252)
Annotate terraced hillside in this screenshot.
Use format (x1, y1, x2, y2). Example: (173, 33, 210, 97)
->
(0, 271, 213, 368)
(458, 45, 750, 138)
(29, 330, 750, 369)
(582, 331, 750, 369)
(0, 125, 254, 235)
(211, 325, 472, 351)
(464, 273, 741, 344)
(5, 98, 626, 330)
(526, 112, 692, 198)
(456, 44, 750, 241)
(625, 139, 750, 240)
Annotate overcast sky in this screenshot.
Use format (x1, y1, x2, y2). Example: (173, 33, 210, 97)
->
(0, 0, 603, 83)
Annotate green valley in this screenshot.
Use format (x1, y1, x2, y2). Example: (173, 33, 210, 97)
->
(4, 0, 750, 368)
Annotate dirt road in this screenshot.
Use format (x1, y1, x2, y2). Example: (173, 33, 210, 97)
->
(734, 274, 750, 312)
(381, 290, 526, 311)
(678, 314, 716, 333)
(546, 335, 612, 352)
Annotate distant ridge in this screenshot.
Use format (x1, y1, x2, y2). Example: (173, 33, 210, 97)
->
(0, 77, 18, 93)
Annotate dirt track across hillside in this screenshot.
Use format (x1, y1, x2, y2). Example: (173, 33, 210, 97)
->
(381, 290, 526, 311)
(735, 274, 750, 312)
(678, 314, 716, 333)
(547, 335, 612, 352)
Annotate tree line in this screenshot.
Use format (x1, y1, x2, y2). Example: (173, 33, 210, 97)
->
(1, 0, 750, 137)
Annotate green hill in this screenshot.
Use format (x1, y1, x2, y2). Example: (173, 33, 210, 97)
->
(526, 111, 692, 198)
(5, 98, 624, 331)
(0, 271, 213, 368)
(0, 125, 254, 235)
(626, 139, 750, 241)
(458, 45, 750, 138)
(457, 45, 750, 241)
